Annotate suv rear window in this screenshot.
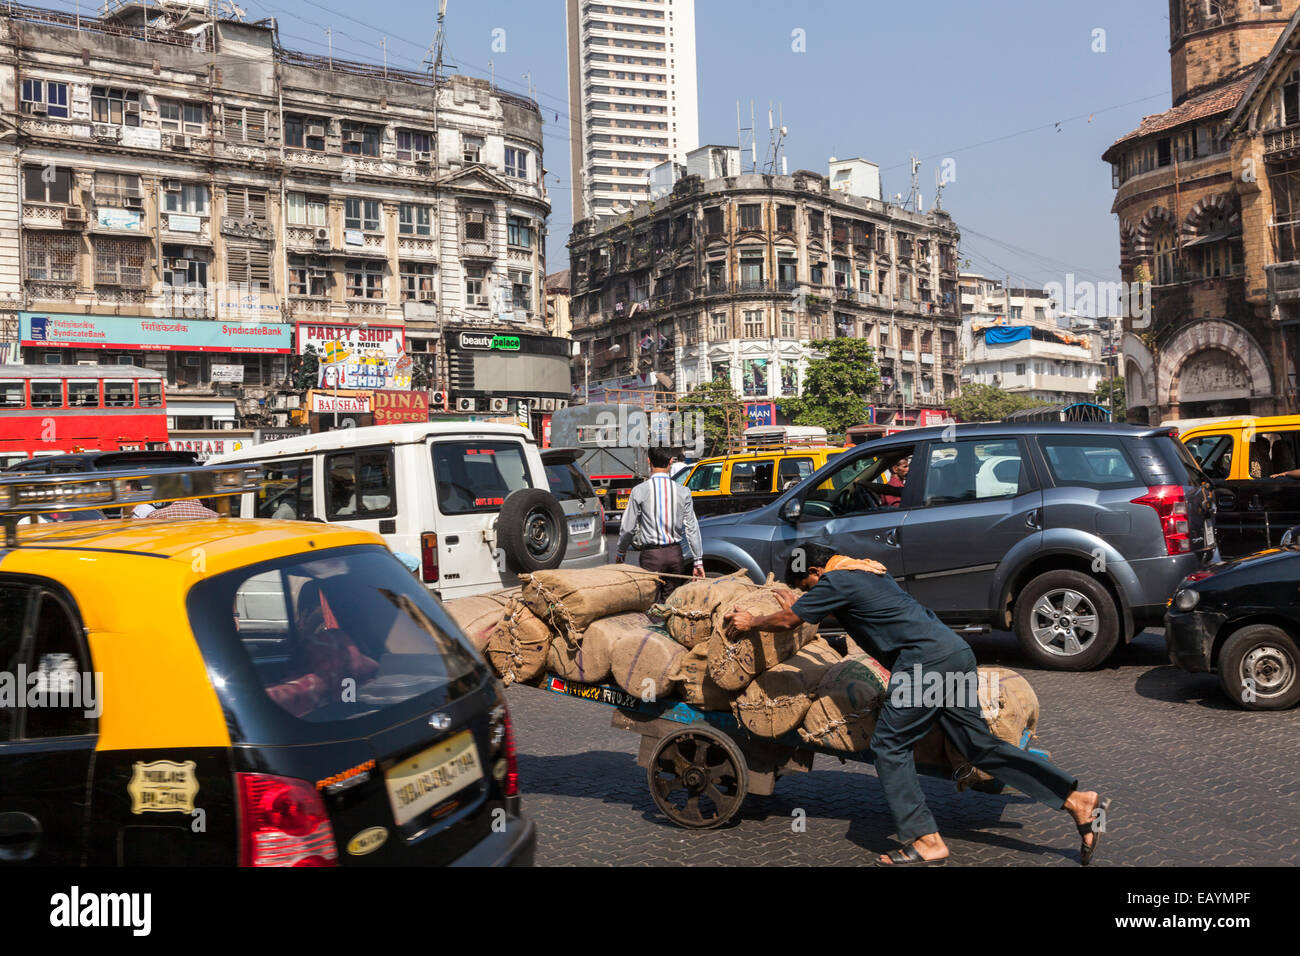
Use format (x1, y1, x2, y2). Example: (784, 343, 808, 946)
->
(191, 547, 482, 729)
(1039, 435, 1138, 488)
(546, 461, 594, 502)
(432, 440, 532, 514)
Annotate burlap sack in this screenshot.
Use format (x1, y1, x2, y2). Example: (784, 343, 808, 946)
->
(654, 573, 753, 649)
(798, 653, 892, 752)
(708, 579, 817, 691)
(546, 612, 650, 684)
(441, 588, 521, 653)
(523, 566, 660, 636)
(610, 623, 684, 702)
(732, 638, 841, 738)
(668, 643, 736, 712)
(943, 666, 1040, 790)
(485, 599, 552, 685)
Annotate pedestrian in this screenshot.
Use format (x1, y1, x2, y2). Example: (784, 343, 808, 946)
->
(724, 542, 1110, 866)
(615, 445, 705, 602)
(145, 498, 219, 520)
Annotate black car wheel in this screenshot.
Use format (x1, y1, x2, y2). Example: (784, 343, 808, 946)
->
(1013, 570, 1120, 671)
(497, 488, 568, 574)
(1218, 624, 1300, 711)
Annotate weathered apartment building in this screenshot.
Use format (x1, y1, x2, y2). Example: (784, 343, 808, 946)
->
(1103, 0, 1300, 423)
(0, 0, 554, 437)
(567, 153, 962, 423)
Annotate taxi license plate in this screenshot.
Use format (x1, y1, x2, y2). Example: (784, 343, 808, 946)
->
(569, 517, 594, 535)
(386, 731, 482, 827)
(616, 495, 630, 509)
(1205, 523, 1216, 548)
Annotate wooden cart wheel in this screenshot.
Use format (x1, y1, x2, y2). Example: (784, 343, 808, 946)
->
(646, 725, 748, 829)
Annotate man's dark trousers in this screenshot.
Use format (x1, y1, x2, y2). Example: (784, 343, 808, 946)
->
(872, 645, 1078, 843)
(637, 543, 685, 603)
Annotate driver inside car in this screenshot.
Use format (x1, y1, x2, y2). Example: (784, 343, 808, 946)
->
(880, 456, 910, 507)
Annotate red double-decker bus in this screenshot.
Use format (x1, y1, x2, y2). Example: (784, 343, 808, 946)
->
(0, 365, 168, 465)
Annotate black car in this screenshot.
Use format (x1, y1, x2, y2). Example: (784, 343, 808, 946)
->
(1166, 539, 1300, 710)
(2, 450, 200, 473)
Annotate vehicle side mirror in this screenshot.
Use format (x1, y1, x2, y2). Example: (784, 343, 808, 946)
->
(780, 498, 802, 523)
(1282, 526, 1300, 548)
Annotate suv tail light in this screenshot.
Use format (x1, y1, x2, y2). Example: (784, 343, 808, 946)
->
(1132, 485, 1190, 555)
(421, 532, 439, 583)
(237, 773, 338, 867)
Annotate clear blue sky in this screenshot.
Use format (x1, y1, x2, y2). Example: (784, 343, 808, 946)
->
(152, 0, 1179, 291)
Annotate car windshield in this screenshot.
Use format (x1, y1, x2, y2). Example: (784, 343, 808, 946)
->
(191, 547, 482, 727)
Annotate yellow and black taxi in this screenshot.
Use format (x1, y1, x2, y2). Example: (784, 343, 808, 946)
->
(679, 445, 847, 518)
(0, 465, 534, 866)
(1166, 538, 1300, 711)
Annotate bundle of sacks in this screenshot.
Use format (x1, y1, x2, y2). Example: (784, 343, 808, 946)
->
(439, 567, 1042, 791)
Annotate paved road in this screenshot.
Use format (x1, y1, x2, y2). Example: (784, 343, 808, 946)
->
(507, 624, 1300, 866)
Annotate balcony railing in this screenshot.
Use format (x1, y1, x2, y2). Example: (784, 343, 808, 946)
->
(1265, 124, 1300, 156)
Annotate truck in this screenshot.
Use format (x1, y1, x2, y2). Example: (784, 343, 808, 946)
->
(550, 402, 673, 529)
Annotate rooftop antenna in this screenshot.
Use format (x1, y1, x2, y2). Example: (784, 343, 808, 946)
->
(433, 0, 449, 81)
(905, 154, 921, 211)
(736, 100, 756, 174)
(933, 165, 946, 211)
(763, 102, 787, 174)
(325, 25, 332, 71)
(381, 36, 387, 78)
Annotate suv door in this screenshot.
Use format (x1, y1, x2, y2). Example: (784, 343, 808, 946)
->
(777, 442, 919, 579)
(0, 581, 96, 865)
(903, 437, 1042, 618)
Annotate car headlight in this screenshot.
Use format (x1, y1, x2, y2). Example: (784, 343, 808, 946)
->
(1173, 588, 1200, 612)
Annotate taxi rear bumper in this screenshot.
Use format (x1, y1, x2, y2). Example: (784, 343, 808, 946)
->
(1164, 609, 1226, 673)
(450, 812, 535, 867)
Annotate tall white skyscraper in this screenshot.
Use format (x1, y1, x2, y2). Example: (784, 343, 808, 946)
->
(565, 0, 699, 224)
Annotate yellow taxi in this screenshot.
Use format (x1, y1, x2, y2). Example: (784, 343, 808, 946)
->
(0, 464, 533, 866)
(1179, 414, 1300, 557)
(678, 445, 847, 518)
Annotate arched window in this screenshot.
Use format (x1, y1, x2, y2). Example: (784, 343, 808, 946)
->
(1153, 224, 1177, 285)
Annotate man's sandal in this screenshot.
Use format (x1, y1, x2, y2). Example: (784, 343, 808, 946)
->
(876, 845, 948, 866)
(1077, 797, 1112, 866)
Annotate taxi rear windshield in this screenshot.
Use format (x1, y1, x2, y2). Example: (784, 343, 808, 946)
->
(189, 547, 483, 731)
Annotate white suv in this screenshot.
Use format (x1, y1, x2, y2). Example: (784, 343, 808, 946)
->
(213, 422, 605, 600)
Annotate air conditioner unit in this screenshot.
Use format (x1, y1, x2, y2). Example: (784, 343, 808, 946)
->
(314, 227, 329, 241)
(489, 397, 509, 413)
(554, 399, 568, 410)
(62, 206, 85, 223)
(273, 413, 288, 427)
(430, 390, 447, 408)
(345, 132, 364, 144)
(170, 135, 192, 151)
(125, 101, 140, 114)
(164, 179, 183, 192)
(167, 258, 188, 270)
(29, 102, 48, 115)
(415, 151, 433, 163)
(307, 124, 326, 138)
(308, 269, 330, 280)
(540, 398, 555, 411)
(92, 123, 120, 141)
(124, 195, 144, 209)
(455, 397, 476, 412)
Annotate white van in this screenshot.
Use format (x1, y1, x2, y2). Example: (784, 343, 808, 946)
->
(212, 422, 606, 601)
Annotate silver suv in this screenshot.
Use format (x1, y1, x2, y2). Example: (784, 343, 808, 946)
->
(698, 422, 1218, 670)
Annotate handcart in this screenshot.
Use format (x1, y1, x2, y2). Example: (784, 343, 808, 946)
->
(541, 673, 1049, 829)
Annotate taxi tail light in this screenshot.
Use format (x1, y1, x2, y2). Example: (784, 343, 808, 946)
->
(1132, 485, 1191, 555)
(503, 708, 519, 798)
(421, 532, 439, 583)
(236, 772, 339, 867)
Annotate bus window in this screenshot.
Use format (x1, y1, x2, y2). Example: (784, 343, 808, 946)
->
(30, 381, 62, 408)
(104, 380, 134, 407)
(139, 381, 163, 407)
(0, 380, 23, 408)
(67, 380, 99, 408)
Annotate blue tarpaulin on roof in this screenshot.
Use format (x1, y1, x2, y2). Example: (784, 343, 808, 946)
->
(984, 325, 1031, 344)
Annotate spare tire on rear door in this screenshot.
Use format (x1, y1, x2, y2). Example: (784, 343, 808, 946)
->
(498, 488, 568, 574)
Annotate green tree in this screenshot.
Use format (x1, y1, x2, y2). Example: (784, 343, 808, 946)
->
(1095, 375, 1126, 421)
(948, 383, 1042, 422)
(292, 344, 320, 390)
(781, 338, 881, 436)
(677, 376, 744, 456)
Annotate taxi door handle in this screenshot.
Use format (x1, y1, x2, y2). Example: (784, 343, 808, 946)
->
(0, 812, 42, 862)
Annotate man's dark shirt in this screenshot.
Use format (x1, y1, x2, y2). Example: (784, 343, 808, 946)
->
(791, 569, 966, 669)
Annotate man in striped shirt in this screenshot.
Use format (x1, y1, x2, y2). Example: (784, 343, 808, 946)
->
(616, 446, 705, 601)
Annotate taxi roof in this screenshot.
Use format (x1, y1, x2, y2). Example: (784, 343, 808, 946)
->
(210, 421, 535, 463)
(3, 517, 383, 565)
(1176, 415, 1300, 435)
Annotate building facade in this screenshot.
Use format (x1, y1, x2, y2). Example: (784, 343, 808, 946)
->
(0, 2, 554, 439)
(960, 315, 1106, 404)
(565, 0, 699, 223)
(567, 164, 962, 423)
(1103, 0, 1300, 423)
(958, 273, 1062, 326)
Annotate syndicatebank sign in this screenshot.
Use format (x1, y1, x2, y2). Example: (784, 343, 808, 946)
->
(21, 313, 292, 354)
(459, 332, 521, 351)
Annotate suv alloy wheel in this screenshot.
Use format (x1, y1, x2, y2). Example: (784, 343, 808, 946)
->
(1013, 569, 1120, 671)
